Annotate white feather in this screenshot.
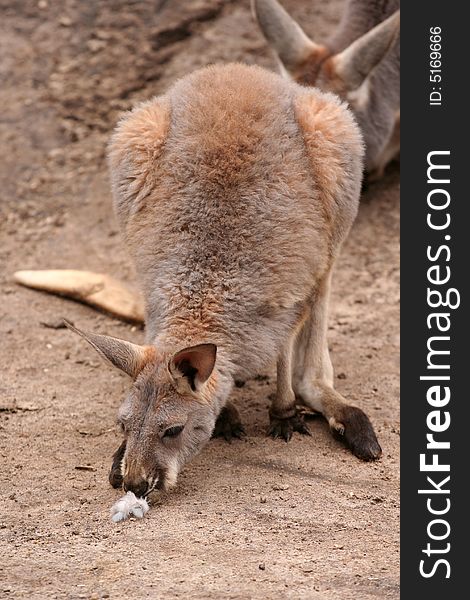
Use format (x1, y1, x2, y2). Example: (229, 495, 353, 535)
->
(110, 491, 149, 522)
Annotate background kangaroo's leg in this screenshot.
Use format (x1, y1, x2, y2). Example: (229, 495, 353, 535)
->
(368, 112, 401, 182)
(268, 317, 311, 442)
(294, 270, 382, 461)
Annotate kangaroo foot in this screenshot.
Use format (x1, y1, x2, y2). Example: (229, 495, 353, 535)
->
(329, 405, 382, 461)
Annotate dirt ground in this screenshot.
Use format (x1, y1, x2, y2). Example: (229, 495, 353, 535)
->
(0, 1, 399, 598)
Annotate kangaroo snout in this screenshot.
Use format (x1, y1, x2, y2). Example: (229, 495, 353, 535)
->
(123, 478, 149, 498)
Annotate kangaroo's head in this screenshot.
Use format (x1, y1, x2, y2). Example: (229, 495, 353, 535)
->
(65, 321, 218, 496)
(252, 0, 399, 119)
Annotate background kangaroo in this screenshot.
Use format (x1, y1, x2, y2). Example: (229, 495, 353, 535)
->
(252, 0, 400, 178)
(63, 63, 381, 498)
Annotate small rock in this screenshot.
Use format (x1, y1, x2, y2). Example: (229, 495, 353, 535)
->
(301, 563, 315, 573)
(94, 29, 112, 40)
(258, 563, 265, 571)
(87, 39, 107, 53)
(59, 16, 73, 27)
(272, 484, 289, 491)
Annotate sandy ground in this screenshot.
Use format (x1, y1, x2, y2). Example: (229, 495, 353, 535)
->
(0, 1, 399, 598)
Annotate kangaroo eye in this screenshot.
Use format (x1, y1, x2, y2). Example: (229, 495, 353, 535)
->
(163, 425, 184, 438)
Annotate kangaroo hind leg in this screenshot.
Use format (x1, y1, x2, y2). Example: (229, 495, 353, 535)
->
(293, 271, 382, 461)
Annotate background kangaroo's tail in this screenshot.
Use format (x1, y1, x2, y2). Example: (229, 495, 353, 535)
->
(13, 270, 144, 324)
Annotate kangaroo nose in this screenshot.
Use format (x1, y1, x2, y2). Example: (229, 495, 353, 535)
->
(123, 479, 148, 498)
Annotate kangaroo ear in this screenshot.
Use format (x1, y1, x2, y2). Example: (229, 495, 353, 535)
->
(252, 0, 323, 70)
(332, 10, 400, 90)
(64, 320, 155, 378)
(169, 344, 217, 393)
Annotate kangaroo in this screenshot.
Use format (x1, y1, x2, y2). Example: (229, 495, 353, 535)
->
(58, 63, 381, 498)
(252, 0, 400, 178)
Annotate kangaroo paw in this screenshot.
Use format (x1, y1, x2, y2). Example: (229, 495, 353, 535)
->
(212, 403, 246, 443)
(109, 440, 127, 488)
(267, 411, 311, 442)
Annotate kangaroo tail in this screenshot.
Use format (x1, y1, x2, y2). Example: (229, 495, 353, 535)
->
(13, 270, 144, 324)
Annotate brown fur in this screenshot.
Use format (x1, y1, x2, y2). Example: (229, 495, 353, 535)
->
(291, 45, 332, 87)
